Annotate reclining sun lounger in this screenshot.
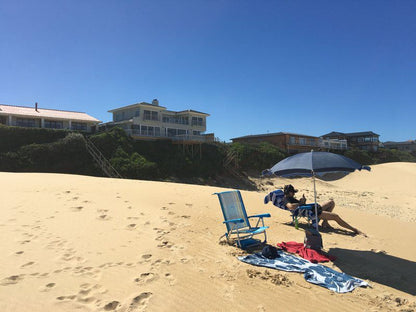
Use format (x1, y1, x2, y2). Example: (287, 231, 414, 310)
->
(264, 189, 318, 228)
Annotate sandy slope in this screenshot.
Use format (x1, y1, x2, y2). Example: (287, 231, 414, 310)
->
(0, 163, 415, 312)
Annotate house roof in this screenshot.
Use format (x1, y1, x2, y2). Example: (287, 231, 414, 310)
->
(108, 103, 209, 116)
(231, 132, 319, 141)
(322, 131, 380, 137)
(108, 102, 167, 113)
(169, 109, 210, 116)
(0, 104, 101, 123)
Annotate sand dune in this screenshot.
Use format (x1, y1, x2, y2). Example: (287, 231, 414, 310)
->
(0, 163, 415, 311)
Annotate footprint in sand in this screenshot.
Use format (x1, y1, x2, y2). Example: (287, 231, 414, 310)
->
(71, 206, 83, 211)
(141, 254, 152, 261)
(134, 272, 158, 284)
(39, 282, 56, 292)
(126, 224, 136, 230)
(157, 240, 173, 248)
(104, 301, 120, 311)
(15, 251, 24, 255)
(20, 261, 35, 268)
(127, 293, 153, 311)
(1, 274, 24, 285)
(98, 215, 110, 220)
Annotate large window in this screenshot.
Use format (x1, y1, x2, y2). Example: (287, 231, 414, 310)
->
(299, 138, 306, 145)
(144, 110, 158, 121)
(167, 128, 177, 137)
(289, 136, 296, 144)
(191, 117, 203, 126)
(71, 122, 87, 131)
(16, 118, 37, 127)
(44, 120, 63, 129)
(162, 115, 189, 125)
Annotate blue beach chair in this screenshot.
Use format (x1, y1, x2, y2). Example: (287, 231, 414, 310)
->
(264, 189, 318, 228)
(214, 190, 271, 249)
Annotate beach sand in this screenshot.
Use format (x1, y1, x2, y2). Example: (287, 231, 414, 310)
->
(1, 162, 415, 311)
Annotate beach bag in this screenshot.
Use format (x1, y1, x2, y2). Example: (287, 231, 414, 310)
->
(261, 245, 279, 259)
(304, 228, 323, 251)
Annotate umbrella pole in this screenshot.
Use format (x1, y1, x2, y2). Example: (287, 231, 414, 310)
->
(312, 173, 319, 231)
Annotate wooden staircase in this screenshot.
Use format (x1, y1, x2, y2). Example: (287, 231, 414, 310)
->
(223, 149, 245, 179)
(84, 136, 122, 179)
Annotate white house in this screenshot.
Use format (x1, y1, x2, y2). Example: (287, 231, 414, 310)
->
(101, 99, 212, 142)
(0, 103, 101, 132)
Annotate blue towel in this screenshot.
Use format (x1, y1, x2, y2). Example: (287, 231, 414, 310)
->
(238, 251, 368, 293)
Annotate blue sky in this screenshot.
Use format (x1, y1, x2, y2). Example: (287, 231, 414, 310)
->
(1, 0, 415, 142)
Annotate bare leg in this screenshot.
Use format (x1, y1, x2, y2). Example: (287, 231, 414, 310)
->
(321, 200, 335, 228)
(320, 211, 366, 236)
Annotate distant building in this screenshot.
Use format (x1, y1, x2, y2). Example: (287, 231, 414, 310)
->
(100, 99, 213, 143)
(383, 140, 416, 152)
(0, 103, 100, 132)
(231, 132, 320, 154)
(320, 138, 348, 151)
(322, 131, 380, 151)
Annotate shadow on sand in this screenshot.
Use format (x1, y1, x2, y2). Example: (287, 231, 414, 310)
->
(282, 221, 357, 236)
(329, 248, 416, 296)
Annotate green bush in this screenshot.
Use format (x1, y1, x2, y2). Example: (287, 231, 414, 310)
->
(0, 125, 69, 152)
(229, 142, 288, 171)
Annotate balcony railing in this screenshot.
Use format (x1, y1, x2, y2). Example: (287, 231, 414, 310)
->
(124, 129, 213, 142)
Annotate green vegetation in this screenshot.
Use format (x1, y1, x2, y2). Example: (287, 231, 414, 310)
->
(0, 126, 415, 185)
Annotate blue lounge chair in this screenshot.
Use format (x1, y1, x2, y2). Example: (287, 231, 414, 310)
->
(264, 189, 318, 228)
(214, 190, 271, 249)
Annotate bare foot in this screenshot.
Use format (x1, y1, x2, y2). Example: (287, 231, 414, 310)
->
(321, 221, 333, 229)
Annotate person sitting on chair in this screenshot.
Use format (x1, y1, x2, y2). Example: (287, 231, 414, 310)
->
(283, 184, 365, 236)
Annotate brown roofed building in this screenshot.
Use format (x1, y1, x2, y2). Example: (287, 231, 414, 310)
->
(322, 131, 380, 151)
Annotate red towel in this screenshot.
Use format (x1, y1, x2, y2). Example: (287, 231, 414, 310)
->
(277, 241, 336, 263)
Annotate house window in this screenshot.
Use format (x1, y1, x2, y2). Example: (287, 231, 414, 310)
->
(299, 138, 306, 145)
(155, 127, 161, 136)
(71, 122, 87, 131)
(193, 131, 201, 135)
(167, 128, 177, 137)
(141, 126, 148, 135)
(44, 120, 63, 129)
(148, 126, 154, 136)
(191, 117, 203, 126)
(135, 109, 140, 117)
(16, 118, 37, 127)
(289, 137, 296, 145)
(144, 110, 158, 121)
(178, 129, 187, 135)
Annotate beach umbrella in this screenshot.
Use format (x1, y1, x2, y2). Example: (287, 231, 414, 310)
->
(265, 151, 371, 231)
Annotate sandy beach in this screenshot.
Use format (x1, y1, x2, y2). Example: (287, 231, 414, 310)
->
(1, 162, 415, 311)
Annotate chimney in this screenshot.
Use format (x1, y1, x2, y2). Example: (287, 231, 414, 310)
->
(35, 102, 38, 112)
(152, 99, 159, 106)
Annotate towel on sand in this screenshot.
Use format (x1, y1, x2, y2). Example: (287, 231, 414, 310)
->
(238, 251, 368, 293)
(278, 241, 336, 263)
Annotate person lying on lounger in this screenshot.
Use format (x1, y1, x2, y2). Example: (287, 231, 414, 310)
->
(283, 184, 366, 236)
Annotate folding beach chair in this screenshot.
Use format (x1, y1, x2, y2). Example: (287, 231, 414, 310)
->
(214, 190, 271, 249)
(264, 189, 318, 228)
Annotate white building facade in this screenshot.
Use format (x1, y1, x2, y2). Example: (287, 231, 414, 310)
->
(102, 99, 212, 142)
(0, 103, 101, 132)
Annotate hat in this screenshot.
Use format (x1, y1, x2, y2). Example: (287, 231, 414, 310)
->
(261, 245, 279, 259)
(284, 184, 298, 195)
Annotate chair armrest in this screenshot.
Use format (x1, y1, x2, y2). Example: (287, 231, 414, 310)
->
(298, 204, 316, 210)
(248, 213, 271, 219)
(223, 218, 244, 224)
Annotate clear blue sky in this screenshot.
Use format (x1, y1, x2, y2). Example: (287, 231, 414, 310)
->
(1, 0, 415, 142)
